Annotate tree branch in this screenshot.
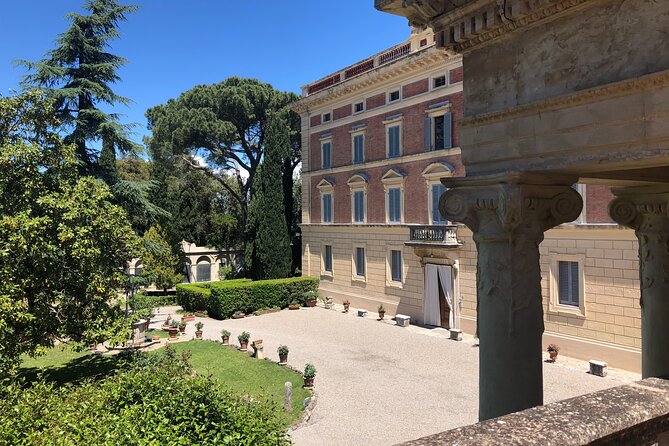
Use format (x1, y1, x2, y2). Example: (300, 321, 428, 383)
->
(179, 155, 243, 208)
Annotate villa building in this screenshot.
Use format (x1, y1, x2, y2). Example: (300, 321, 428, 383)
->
(293, 27, 642, 372)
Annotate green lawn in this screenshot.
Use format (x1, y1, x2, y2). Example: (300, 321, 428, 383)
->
(146, 328, 170, 339)
(18, 340, 310, 426)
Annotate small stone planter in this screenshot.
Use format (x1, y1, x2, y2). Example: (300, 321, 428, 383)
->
(181, 314, 195, 322)
(324, 296, 334, 309)
(289, 303, 300, 310)
(232, 313, 245, 319)
(305, 299, 317, 307)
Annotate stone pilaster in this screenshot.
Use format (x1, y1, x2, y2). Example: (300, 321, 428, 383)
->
(440, 174, 582, 421)
(609, 186, 669, 379)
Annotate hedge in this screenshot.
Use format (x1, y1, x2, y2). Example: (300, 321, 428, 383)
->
(176, 277, 319, 319)
(133, 292, 177, 312)
(0, 346, 290, 445)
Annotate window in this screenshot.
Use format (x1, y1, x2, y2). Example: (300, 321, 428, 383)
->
(424, 108, 453, 152)
(558, 261, 580, 307)
(388, 125, 401, 158)
(324, 245, 333, 273)
(322, 112, 331, 123)
(322, 193, 333, 223)
(433, 75, 446, 89)
(353, 133, 364, 164)
(355, 247, 366, 278)
(347, 173, 368, 224)
(354, 101, 364, 113)
(196, 259, 211, 282)
(321, 141, 331, 169)
(571, 184, 586, 224)
(353, 190, 365, 223)
(134, 261, 143, 277)
(388, 89, 400, 102)
(549, 255, 585, 317)
(388, 187, 402, 223)
(431, 184, 448, 224)
(390, 250, 402, 283)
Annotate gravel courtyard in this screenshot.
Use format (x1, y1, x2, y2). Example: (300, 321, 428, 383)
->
(159, 306, 639, 446)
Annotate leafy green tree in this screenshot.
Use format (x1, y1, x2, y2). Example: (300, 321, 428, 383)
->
(146, 77, 299, 237)
(246, 114, 292, 279)
(141, 225, 183, 293)
(19, 0, 139, 170)
(0, 91, 139, 374)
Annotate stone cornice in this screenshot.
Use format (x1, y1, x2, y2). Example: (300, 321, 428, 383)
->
(461, 69, 669, 128)
(291, 49, 456, 114)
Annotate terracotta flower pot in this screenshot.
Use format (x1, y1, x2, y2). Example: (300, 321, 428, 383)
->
(379, 311, 385, 320)
(306, 299, 317, 307)
(289, 303, 300, 310)
(168, 328, 178, 340)
(178, 326, 186, 333)
(195, 330, 203, 339)
(279, 353, 288, 364)
(239, 340, 248, 351)
(343, 303, 350, 313)
(303, 377, 314, 388)
(152, 335, 161, 341)
(549, 351, 558, 362)
(221, 335, 229, 344)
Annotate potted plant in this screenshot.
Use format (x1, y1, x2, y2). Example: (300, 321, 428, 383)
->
(178, 321, 187, 333)
(195, 321, 204, 339)
(303, 363, 317, 388)
(303, 291, 318, 307)
(232, 311, 246, 319)
(238, 331, 251, 351)
(277, 345, 289, 364)
(221, 329, 231, 344)
(168, 321, 179, 340)
(343, 299, 351, 313)
(547, 343, 560, 362)
(288, 301, 301, 310)
(378, 304, 386, 320)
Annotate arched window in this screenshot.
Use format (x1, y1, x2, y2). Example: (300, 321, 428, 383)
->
(196, 257, 211, 282)
(134, 260, 143, 277)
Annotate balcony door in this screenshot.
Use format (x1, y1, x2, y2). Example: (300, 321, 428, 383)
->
(424, 264, 453, 329)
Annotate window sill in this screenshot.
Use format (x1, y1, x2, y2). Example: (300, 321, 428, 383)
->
(548, 304, 586, 319)
(320, 272, 333, 280)
(352, 276, 367, 284)
(385, 281, 403, 290)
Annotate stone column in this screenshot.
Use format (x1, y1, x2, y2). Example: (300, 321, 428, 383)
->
(440, 173, 582, 421)
(609, 186, 669, 379)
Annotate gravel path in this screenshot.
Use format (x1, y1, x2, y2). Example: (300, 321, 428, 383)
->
(155, 305, 639, 446)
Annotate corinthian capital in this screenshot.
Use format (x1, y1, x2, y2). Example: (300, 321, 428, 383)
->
(439, 174, 582, 236)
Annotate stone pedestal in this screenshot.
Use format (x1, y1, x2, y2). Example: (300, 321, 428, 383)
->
(284, 381, 292, 412)
(395, 314, 411, 327)
(589, 360, 608, 377)
(357, 309, 367, 317)
(449, 328, 463, 341)
(610, 186, 669, 379)
(440, 173, 582, 421)
(251, 340, 264, 359)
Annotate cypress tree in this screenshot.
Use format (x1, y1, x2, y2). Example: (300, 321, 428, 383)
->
(19, 0, 139, 171)
(248, 114, 292, 280)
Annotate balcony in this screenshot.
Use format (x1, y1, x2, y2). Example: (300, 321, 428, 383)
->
(406, 225, 462, 248)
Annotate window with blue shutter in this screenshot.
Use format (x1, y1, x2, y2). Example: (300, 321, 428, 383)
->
(324, 245, 333, 272)
(353, 134, 364, 164)
(388, 125, 400, 158)
(388, 188, 401, 223)
(322, 142, 331, 169)
(356, 247, 366, 277)
(431, 111, 453, 150)
(353, 190, 365, 223)
(424, 117, 432, 152)
(558, 261, 580, 307)
(432, 184, 447, 223)
(391, 250, 402, 282)
(322, 194, 332, 223)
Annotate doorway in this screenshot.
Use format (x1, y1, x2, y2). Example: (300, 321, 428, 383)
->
(423, 264, 454, 328)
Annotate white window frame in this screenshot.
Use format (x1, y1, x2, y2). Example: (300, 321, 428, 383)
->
(425, 102, 453, 152)
(320, 134, 333, 169)
(353, 100, 365, 114)
(347, 174, 368, 224)
(386, 246, 405, 288)
(321, 241, 334, 279)
(382, 169, 406, 224)
(317, 179, 335, 224)
(548, 254, 586, 318)
(322, 111, 332, 123)
(422, 162, 455, 225)
(349, 126, 366, 165)
(352, 244, 367, 283)
(387, 88, 401, 103)
(383, 115, 403, 159)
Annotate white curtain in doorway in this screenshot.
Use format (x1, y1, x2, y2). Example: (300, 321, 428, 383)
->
(424, 264, 441, 326)
(437, 265, 454, 329)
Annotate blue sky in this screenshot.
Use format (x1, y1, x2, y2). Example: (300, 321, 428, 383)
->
(0, 1, 409, 144)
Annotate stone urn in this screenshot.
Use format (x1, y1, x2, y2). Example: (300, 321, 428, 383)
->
(306, 298, 317, 307)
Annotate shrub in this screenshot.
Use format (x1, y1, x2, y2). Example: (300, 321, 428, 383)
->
(176, 279, 251, 312)
(210, 277, 319, 319)
(195, 322, 204, 331)
(134, 292, 177, 312)
(221, 329, 231, 337)
(303, 363, 317, 379)
(0, 346, 290, 445)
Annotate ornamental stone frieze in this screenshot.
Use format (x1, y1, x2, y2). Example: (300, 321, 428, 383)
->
(610, 185, 669, 379)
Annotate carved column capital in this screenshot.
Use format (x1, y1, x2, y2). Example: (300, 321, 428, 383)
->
(609, 186, 669, 231)
(440, 182, 582, 239)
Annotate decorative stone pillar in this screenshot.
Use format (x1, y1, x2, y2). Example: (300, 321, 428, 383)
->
(440, 173, 582, 421)
(609, 186, 669, 379)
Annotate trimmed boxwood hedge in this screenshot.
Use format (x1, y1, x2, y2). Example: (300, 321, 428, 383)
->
(176, 277, 319, 319)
